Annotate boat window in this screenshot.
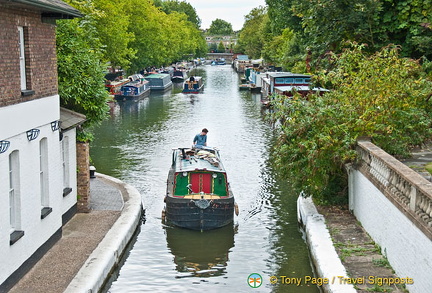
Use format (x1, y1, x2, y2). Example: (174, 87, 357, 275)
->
(295, 78, 304, 84)
(275, 77, 285, 84)
(305, 78, 311, 83)
(285, 78, 294, 84)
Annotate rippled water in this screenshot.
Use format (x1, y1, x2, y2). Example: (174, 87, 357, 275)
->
(90, 65, 319, 292)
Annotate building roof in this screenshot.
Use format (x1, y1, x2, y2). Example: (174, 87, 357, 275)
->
(60, 107, 86, 131)
(2, 0, 82, 18)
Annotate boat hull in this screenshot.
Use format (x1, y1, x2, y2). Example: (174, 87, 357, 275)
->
(165, 196, 234, 231)
(114, 88, 150, 101)
(182, 85, 204, 94)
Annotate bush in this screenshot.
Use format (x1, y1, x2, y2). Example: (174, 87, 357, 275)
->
(269, 43, 432, 204)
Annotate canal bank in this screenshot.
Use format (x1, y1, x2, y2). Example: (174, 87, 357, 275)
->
(298, 196, 406, 293)
(8, 173, 142, 293)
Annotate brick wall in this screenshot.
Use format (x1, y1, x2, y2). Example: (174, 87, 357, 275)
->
(76, 142, 90, 213)
(0, 5, 58, 108)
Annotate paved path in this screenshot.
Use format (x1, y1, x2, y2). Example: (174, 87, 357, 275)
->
(8, 175, 137, 293)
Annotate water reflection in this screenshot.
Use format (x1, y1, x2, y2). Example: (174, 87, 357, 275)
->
(165, 225, 236, 278)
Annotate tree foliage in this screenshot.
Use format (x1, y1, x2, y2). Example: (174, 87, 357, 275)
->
(265, 0, 432, 66)
(269, 43, 432, 203)
(126, 0, 206, 71)
(56, 16, 109, 141)
(156, 0, 201, 29)
(236, 6, 268, 58)
(92, 0, 136, 71)
(208, 18, 234, 35)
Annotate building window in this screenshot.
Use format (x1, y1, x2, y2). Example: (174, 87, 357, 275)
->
(9, 151, 24, 245)
(18, 26, 34, 96)
(62, 136, 72, 196)
(40, 138, 52, 218)
(18, 26, 26, 91)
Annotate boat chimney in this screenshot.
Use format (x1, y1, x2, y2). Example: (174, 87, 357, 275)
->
(180, 148, 187, 159)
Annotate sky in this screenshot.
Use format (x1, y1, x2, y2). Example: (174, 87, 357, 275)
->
(185, 0, 267, 31)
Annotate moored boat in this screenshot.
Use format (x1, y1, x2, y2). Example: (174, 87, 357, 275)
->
(211, 58, 226, 66)
(164, 147, 236, 231)
(171, 69, 188, 82)
(182, 76, 204, 94)
(144, 73, 173, 91)
(260, 72, 329, 107)
(115, 74, 150, 101)
(105, 78, 130, 96)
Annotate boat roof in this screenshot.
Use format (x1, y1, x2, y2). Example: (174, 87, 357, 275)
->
(145, 73, 170, 79)
(237, 55, 249, 61)
(173, 147, 226, 173)
(275, 85, 329, 92)
(123, 79, 149, 87)
(188, 76, 202, 81)
(267, 72, 311, 79)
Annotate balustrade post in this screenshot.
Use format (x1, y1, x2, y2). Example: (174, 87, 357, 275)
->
(409, 186, 417, 212)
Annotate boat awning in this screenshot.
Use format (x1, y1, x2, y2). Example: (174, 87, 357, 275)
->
(60, 107, 86, 131)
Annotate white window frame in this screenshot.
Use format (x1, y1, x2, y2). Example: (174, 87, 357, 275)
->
(62, 136, 70, 188)
(18, 26, 27, 91)
(9, 151, 21, 232)
(40, 138, 49, 207)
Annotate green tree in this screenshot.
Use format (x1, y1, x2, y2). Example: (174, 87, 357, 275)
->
(262, 28, 305, 71)
(126, 0, 206, 71)
(208, 18, 234, 35)
(92, 0, 136, 71)
(208, 42, 217, 53)
(270, 43, 432, 203)
(217, 41, 225, 53)
(56, 16, 109, 141)
(157, 0, 201, 28)
(236, 6, 268, 59)
(375, 0, 432, 59)
(266, 0, 432, 66)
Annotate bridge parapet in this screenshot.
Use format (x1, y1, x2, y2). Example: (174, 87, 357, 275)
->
(356, 139, 432, 240)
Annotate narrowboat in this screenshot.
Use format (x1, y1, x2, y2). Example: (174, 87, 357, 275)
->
(115, 74, 150, 101)
(239, 83, 250, 91)
(211, 58, 226, 66)
(144, 73, 173, 91)
(260, 72, 328, 106)
(171, 69, 188, 82)
(248, 65, 263, 93)
(182, 76, 204, 94)
(233, 55, 251, 73)
(164, 147, 236, 231)
(105, 78, 130, 96)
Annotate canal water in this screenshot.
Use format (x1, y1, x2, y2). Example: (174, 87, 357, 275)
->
(90, 65, 319, 292)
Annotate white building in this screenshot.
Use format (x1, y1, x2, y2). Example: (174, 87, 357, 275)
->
(0, 0, 83, 289)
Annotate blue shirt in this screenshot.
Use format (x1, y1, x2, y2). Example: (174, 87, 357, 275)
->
(193, 133, 207, 146)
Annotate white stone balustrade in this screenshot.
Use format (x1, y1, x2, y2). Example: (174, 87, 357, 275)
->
(356, 139, 432, 238)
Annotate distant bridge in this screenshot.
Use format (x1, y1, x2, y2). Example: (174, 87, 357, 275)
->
(207, 53, 234, 64)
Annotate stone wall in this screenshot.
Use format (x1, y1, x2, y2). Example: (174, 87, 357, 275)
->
(348, 139, 432, 293)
